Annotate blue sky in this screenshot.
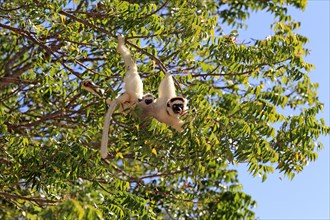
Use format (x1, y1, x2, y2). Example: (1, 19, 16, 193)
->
(234, 1, 329, 219)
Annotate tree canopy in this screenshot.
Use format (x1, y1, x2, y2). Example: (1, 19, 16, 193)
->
(1, 0, 329, 219)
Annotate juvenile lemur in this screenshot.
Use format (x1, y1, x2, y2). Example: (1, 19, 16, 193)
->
(100, 35, 152, 158)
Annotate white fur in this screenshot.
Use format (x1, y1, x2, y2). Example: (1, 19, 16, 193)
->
(158, 72, 176, 101)
(100, 99, 116, 158)
(117, 35, 143, 109)
(100, 35, 144, 158)
(143, 72, 188, 132)
(137, 94, 155, 119)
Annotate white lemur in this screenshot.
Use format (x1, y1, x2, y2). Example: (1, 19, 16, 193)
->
(83, 36, 187, 157)
(115, 35, 144, 111)
(81, 79, 105, 98)
(100, 35, 154, 158)
(142, 71, 188, 132)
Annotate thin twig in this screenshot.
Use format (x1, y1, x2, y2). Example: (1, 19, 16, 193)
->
(140, 166, 190, 179)
(136, 0, 169, 20)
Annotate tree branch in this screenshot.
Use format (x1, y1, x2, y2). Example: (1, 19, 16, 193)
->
(0, 192, 61, 206)
(0, 22, 83, 81)
(58, 10, 171, 75)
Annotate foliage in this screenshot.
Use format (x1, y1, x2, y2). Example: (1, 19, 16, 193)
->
(0, 0, 328, 219)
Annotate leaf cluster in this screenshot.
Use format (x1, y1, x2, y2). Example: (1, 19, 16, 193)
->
(1, 0, 328, 219)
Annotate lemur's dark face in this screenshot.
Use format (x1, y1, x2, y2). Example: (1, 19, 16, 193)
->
(139, 94, 155, 105)
(144, 95, 154, 105)
(82, 80, 93, 88)
(171, 103, 184, 114)
(81, 79, 104, 98)
(167, 97, 187, 115)
(145, 99, 153, 105)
